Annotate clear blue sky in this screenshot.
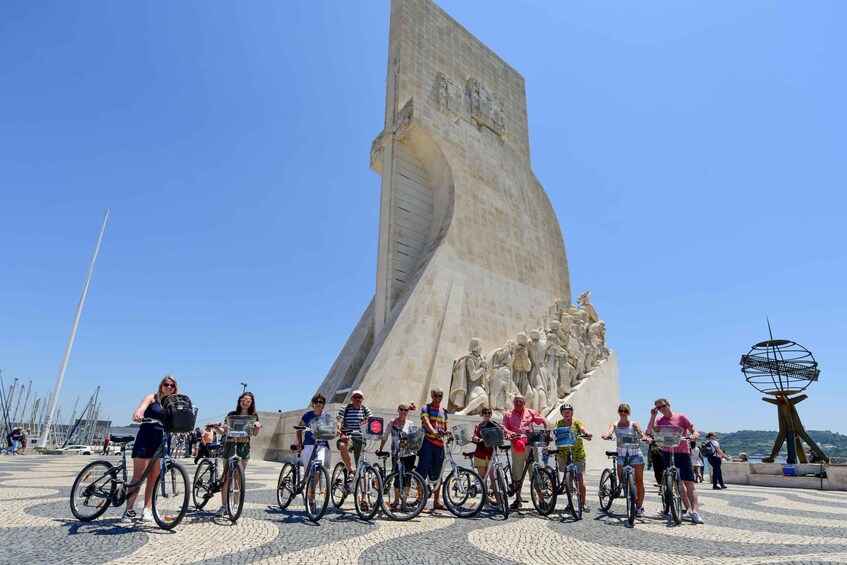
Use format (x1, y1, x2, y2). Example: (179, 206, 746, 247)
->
(1, 1, 844, 434)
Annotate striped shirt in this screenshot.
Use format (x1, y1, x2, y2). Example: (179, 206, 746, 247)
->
(421, 403, 448, 447)
(337, 404, 372, 436)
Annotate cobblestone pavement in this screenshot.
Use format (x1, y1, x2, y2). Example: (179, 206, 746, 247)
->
(2, 455, 847, 564)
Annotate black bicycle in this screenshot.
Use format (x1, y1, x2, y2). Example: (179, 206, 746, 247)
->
(276, 413, 336, 522)
(598, 434, 648, 525)
(69, 418, 191, 530)
(373, 427, 427, 521)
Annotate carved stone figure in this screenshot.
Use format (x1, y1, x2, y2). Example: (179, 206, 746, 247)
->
(512, 332, 532, 401)
(562, 314, 585, 386)
(527, 329, 552, 412)
(451, 338, 489, 415)
(488, 343, 518, 415)
(577, 290, 599, 324)
(546, 332, 570, 398)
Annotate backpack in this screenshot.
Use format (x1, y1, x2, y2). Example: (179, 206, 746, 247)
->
(701, 440, 716, 458)
(161, 394, 197, 433)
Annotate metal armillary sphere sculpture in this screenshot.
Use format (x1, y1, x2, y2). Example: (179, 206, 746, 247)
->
(740, 323, 825, 464)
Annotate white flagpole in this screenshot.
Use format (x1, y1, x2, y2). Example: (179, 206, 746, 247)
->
(38, 209, 110, 448)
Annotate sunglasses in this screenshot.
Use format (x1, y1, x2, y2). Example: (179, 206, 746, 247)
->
(399, 408, 409, 412)
(240, 398, 252, 402)
(656, 404, 668, 409)
(483, 412, 493, 415)
(313, 400, 325, 404)
(352, 396, 363, 400)
(162, 383, 175, 388)
(618, 410, 629, 414)
(432, 394, 443, 397)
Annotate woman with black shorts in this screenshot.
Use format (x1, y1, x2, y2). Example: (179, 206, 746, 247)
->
(212, 391, 262, 517)
(120, 375, 178, 524)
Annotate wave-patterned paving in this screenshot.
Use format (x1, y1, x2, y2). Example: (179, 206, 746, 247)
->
(3, 456, 847, 564)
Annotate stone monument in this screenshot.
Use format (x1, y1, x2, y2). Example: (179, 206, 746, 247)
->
(262, 0, 620, 469)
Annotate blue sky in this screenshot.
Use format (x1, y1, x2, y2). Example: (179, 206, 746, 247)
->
(1, 1, 844, 435)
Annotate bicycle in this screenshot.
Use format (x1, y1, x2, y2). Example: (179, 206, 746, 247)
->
(653, 425, 689, 525)
(440, 425, 485, 517)
(192, 414, 256, 522)
(373, 425, 427, 520)
(275, 413, 335, 522)
(549, 426, 590, 520)
(69, 417, 191, 530)
(328, 417, 384, 521)
(598, 434, 648, 525)
(477, 424, 511, 518)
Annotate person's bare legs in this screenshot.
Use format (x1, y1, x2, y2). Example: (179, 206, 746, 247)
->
(127, 457, 152, 510)
(681, 479, 698, 513)
(634, 463, 645, 508)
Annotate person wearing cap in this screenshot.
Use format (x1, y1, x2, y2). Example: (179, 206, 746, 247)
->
(647, 398, 702, 524)
(503, 394, 550, 509)
(337, 390, 372, 477)
(555, 404, 593, 511)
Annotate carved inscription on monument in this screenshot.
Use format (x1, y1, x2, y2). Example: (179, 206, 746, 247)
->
(436, 72, 505, 137)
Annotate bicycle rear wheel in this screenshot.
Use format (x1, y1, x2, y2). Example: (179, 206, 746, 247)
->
(530, 467, 557, 516)
(330, 462, 349, 508)
(565, 469, 582, 520)
(152, 461, 189, 530)
(226, 461, 245, 522)
(666, 472, 682, 524)
(442, 467, 484, 518)
(304, 465, 330, 522)
(70, 460, 114, 521)
(192, 460, 216, 509)
(626, 472, 637, 525)
(381, 469, 426, 521)
(597, 468, 614, 512)
(353, 464, 382, 521)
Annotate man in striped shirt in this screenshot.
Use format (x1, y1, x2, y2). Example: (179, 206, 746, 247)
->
(418, 387, 448, 512)
(336, 390, 372, 476)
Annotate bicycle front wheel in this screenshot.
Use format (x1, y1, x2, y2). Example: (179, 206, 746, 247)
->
(495, 466, 509, 519)
(226, 461, 245, 522)
(565, 469, 582, 520)
(626, 471, 637, 525)
(192, 460, 216, 509)
(666, 472, 682, 525)
(330, 462, 349, 508)
(276, 462, 297, 509)
(353, 465, 382, 521)
(152, 461, 189, 530)
(70, 460, 114, 521)
(530, 466, 557, 516)
(597, 468, 614, 512)
(304, 465, 330, 522)
(442, 467, 484, 518)
(381, 469, 426, 521)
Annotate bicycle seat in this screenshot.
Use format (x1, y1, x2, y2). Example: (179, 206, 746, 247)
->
(605, 450, 618, 457)
(462, 451, 475, 459)
(110, 435, 135, 444)
(545, 447, 560, 455)
(290, 444, 301, 452)
(375, 450, 390, 458)
(293, 426, 306, 431)
(500, 444, 511, 451)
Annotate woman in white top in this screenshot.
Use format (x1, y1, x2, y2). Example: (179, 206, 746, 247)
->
(601, 403, 647, 517)
(689, 440, 705, 482)
(378, 403, 417, 509)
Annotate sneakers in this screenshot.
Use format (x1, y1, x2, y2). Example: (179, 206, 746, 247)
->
(119, 509, 137, 524)
(635, 507, 645, 517)
(141, 508, 154, 523)
(216, 506, 227, 517)
(690, 511, 704, 524)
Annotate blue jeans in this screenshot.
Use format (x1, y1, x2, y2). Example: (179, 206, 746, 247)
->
(416, 440, 445, 483)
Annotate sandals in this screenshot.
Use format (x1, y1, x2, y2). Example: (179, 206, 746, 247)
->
(509, 499, 523, 509)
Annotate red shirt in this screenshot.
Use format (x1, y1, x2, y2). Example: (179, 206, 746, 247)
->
(503, 408, 546, 435)
(656, 413, 693, 454)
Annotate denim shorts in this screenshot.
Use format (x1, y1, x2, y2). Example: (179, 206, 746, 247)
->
(617, 454, 645, 466)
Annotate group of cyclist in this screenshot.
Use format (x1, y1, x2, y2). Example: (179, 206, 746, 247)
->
(113, 375, 703, 526)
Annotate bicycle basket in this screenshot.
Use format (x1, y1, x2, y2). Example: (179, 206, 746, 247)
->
(529, 426, 548, 446)
(310, 414, 337, 440)
(451, 424, 473, 446)
(225, 415, 257, 438)
(554, 426, 576, 447)
(655, 425, 683, 449)
(616, 431, 642, 450)
(481, 426, 504, 448)
(365, 416, 384, 440)
(405, 426, 425, 452)
(161, 394, 196, 433)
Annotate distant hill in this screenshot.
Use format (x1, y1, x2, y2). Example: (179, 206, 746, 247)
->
(714, 430, 847, 458)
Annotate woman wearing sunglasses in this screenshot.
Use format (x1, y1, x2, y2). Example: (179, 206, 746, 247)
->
(120, 375, 178, 524)
(212, 391, 262, 517)
(601, 403, 647, 517)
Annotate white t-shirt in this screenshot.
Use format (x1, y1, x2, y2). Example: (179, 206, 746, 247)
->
(690, 445, 704, 466)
